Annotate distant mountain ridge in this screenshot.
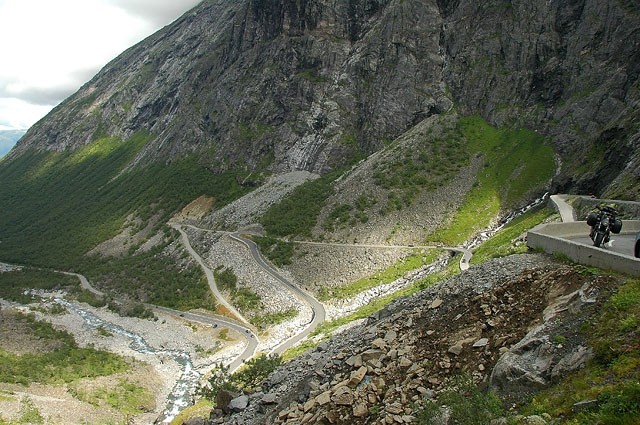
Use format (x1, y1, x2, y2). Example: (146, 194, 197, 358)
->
(0, 130, 26, 157)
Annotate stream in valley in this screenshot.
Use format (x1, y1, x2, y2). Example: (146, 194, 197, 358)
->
(466, 192, 549, 249)
(55, 298, 200, 424)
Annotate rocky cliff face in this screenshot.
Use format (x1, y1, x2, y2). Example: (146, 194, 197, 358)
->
(439, 0, 640, 198)
(10, 0, 640, 198)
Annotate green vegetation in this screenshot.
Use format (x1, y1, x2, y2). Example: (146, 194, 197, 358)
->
(417, 374, 503, 425)
(372, 126, 468, 212)
(430, 116, 555, 246)
(0, 269, 78, 303)
(319, 250, 438, 300)
(471, 207, 556, 264)
(235, 122, 273, 144)
(199, 354, 282, 402)
(0, 312, 128, 385)
(76, 289, 108, 308)
(0, 131, 251, 285)
(81, 244, 216, 312)
(253, 236, 295, 266)
(168, 400, 214, 425)
(213, 266, 238, 291)
(323, 196, 373, 232)
(233, 287, 261, 312)
(519, 277, 640, 424)
(284, 261, 460, 360)
(260, 172, 339, 238)
(7, 397, 44, 425)
(107, 299, 154, 319)
(70, 379, 154, 416)
(214, 266, 262, 319)
(252, 308, 298, 331)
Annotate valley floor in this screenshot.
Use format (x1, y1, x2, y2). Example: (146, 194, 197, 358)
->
(0, 296, 244, 424)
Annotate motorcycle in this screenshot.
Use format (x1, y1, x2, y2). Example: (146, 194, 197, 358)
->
(586, 205, 623, 248)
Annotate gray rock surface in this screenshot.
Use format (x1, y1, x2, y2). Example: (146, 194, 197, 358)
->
(206, 253, 619, 424)
(10, 0, 639, 198)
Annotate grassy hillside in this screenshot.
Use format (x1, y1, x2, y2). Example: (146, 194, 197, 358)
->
(0, 115, 556, 309)
(429, 116, 556, 245)
(0, 132, 251, 308)
(259, 115, 555, 247)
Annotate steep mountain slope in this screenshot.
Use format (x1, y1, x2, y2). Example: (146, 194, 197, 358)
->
(1, 2, 639, 423)
(7, 0, 638, 198)
(0, 0, 636, 315)
(9, 0, 449, 174)
(206, 254, 630, 425)
(439, 0, 640, 199)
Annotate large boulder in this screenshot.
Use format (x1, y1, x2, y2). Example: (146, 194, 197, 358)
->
(490, 281, 598, 402)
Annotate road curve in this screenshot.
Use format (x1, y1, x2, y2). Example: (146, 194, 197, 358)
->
(550, 194, 577, 222)
(60, 271, 104, 296)
(149, 306, 258, 372)
(229, 233, 327, 354)
(169, 222, 249, 325)
(277, 239, 472, 272)
(56, 267, 258, 373)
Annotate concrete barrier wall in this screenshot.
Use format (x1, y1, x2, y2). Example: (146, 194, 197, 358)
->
(533, 220, 640, 237)
(527, 220, 640, 276)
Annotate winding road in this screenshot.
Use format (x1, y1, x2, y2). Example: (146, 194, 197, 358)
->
(54, 262, 259, 373)
(287, 239, 472, 272)
(177, 224, 471, 354)
(229, 233, 326, 354)
(150, 305, 258, 372)
(170, 223, 248, 325)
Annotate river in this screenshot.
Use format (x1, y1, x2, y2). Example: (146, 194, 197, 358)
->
(55, 298, 200, 424)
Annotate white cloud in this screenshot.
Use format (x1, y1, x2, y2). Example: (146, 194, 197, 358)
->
(0, 97, 50, 129)
(0, 0, 201, 130)
(109, 0, 201, 27)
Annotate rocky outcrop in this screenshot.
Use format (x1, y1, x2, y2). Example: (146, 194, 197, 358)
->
(490, 276, 603, 403)
(10, 0, 638, 197)
(203, 254, 619, 424)
(11, 0, 448, 176)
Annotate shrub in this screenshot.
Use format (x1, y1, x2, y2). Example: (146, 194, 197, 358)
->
(199, 354, 282, 401)
(253, 236, 294, 266)
(214, 267, 238, 292)
(0, 312, 128, 385)
(260, 173, 338, 238)
(417, 374, 504, 425)
(0, 269, 78, 303)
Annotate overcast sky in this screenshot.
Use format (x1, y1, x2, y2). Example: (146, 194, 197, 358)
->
(0, 0, 202, 131)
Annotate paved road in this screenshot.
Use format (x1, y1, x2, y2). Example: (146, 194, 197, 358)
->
(551, 193, 637, 258)
(61, 267, 259, 373)
(229, 233, 327, 354)
(176, 225, 329, 354)
(150, 306, 258, 372)
(550, 194, 576, 222)
(170, 222, 248, 325)
(60, 271, 104, 296)
(271, 239, 472, 272)
(567, 234, 637, 258)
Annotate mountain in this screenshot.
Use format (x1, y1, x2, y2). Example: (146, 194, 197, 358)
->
(0, 0, 637, 327)
(7, 0, 639, 198)
(1, 1, 639, 423)
(0, 129, 26, 158)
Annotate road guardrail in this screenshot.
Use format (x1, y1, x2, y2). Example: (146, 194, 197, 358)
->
(527, 220, 640, 276)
